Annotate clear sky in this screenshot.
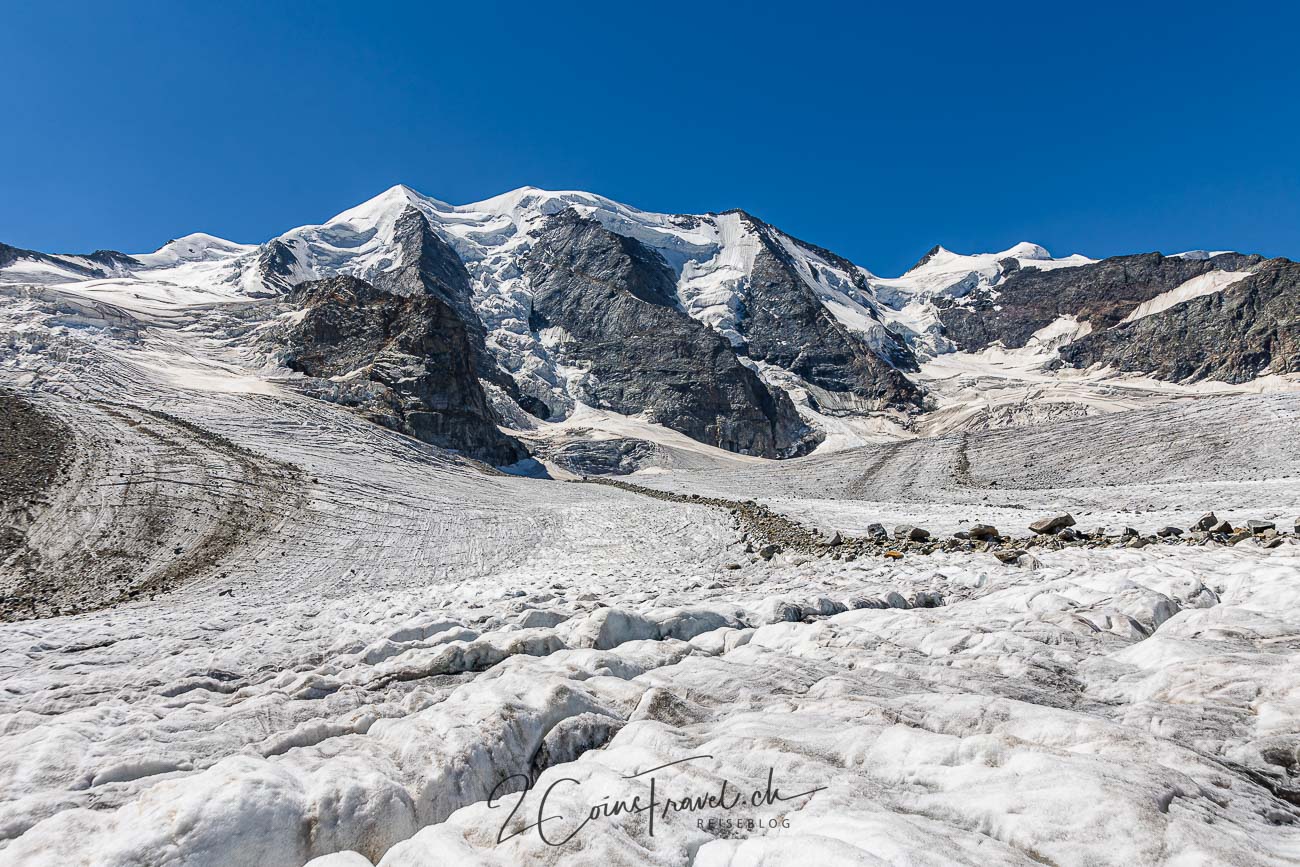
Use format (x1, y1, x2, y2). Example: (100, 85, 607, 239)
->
(3, 1, 1297, 276)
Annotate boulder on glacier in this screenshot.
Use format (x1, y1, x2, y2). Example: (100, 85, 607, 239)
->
(1030, 513, 1076, 535)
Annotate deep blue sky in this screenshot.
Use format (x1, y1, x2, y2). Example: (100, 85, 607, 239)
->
(3, 1, 1297, 276)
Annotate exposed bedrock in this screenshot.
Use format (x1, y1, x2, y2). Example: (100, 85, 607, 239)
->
(730, 210, 923, 409)
(1057, 258, 1300, 382)
(524, 210, 820, 458)
(936, 251, 1264, 352)
(275, 275, 527, 465)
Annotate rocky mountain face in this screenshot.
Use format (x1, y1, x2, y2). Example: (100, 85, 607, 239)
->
(731, 212, 921, 410)
(251, 240, 300, 296)
(373, 207, 549, 415)
(934, 252, 1265, 352)
(272, 274, 527, 465)
(1058, 258, 1300, 382)
(3, 183, 1298, 467)
(525, 211, 819, 458)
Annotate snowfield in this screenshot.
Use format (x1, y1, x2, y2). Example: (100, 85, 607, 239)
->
(3, 189, 1300, 866)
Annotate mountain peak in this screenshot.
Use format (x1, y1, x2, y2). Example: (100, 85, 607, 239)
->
(134, 232, 253, 265)
(904, 245, 948, 274)
(460, 185, 619, 220)
(999, 241, 1052, 261)
(902, 242, 1058, 278)
(328, 184, 449, 227)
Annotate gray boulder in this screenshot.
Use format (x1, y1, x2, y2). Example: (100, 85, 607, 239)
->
(1030, 513, 1076, 535)
(894, 525, 930, 542)
(1193, 512, 1219, 531)
(994, 549, 1039, 569)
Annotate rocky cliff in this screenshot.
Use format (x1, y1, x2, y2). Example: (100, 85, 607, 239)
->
(936, 252, 1264, 351)
(525, 211, 819, 458)
(1058, 258, 1300, 382)
(274, 274, 527, 465)
(732, 212, 922, 409)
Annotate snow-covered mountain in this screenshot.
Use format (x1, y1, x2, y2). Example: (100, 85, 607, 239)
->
(1, 186, 922, 459)
(865, 241, 1098, 358)
(3, 184, 1297, 463)
(238, 185, 924, 422)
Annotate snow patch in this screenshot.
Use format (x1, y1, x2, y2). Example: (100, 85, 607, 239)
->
(1119, 269, 1252, 324)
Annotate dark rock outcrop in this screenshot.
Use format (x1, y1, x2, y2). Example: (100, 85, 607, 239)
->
(251, 240, 300, 296)
(0, 392, 71, 567)
(906, 245, 946, 274)
(727, 211, 922, 409)
(276, 274, 526, 465)
(0, 242, 23, 269)
(531, 437, 660, 477)
(937, 252, 1264, 352)
(1057, 259, 1300, 382)
(377, 207, 545, 416)
(376, 208, 494, 377)
(525, 211, 819, 458)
